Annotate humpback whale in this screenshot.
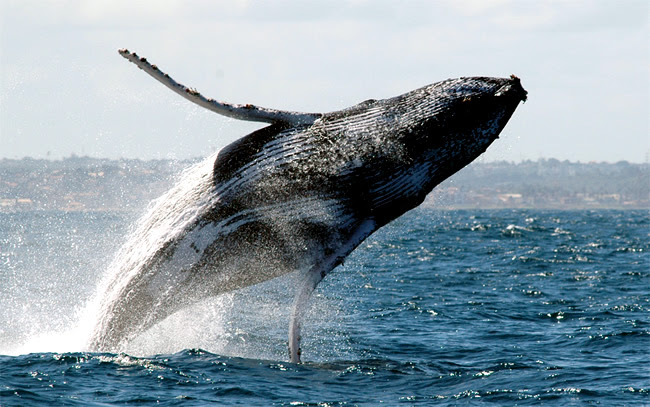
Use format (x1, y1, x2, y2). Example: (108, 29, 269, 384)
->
(89, 49, 527, 362)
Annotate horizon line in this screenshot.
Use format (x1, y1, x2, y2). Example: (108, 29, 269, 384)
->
(1, 154, 648, 166)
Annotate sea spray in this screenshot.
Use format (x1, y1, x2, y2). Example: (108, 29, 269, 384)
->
(87, 152, 220, 352)
(0, 211, 130, 356)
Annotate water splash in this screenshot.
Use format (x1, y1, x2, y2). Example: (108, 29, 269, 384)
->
(86, 152, 222, 351)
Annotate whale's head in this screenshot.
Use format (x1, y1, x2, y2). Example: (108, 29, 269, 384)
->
(324, 75, 528, 224)
(394, 75, 527, 188)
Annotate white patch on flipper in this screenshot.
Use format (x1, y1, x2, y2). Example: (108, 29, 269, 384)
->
(289, 218, 377, 362)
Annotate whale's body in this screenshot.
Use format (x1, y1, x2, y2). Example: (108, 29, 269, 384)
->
(89, 50, 527, 361)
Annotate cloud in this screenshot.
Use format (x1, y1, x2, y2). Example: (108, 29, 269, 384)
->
(1, 0, 647, 161)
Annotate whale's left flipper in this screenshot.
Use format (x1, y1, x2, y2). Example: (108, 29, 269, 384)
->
(288, 219, 377, 363)
(118, 49, 321, 126)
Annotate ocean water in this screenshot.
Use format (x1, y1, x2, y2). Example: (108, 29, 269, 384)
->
(0, 208, 648, 405)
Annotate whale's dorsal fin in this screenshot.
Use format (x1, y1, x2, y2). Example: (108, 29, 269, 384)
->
(118, 49, 321, 126)
(213, 121, 291, 184)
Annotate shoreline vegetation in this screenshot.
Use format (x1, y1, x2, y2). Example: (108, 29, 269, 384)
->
(1, 156, 648, 212)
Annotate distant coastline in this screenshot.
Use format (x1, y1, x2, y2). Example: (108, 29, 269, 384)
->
(1, 157, 648, 212)
(426, 158, 649, 210)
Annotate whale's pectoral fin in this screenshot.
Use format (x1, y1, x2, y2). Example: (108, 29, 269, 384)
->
(288, 219, 377, 363)
(288, 265, 323, 364)
(118, 49, 321, 126)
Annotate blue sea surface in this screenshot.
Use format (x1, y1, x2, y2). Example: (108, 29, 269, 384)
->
(1, 209, 648, 405)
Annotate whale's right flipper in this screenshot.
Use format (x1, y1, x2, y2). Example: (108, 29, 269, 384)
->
(118, 49, 321, 126)
(288, 219, 377, 363)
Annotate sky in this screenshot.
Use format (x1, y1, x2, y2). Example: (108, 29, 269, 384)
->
(1, 0, 648, 163)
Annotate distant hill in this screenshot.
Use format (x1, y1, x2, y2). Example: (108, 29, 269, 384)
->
(0, 156, 194, 212)
(1, 157, 648, 212)
(427, 159, 649, 209)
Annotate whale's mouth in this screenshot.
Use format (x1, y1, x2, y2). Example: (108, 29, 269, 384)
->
(496, 75, 528, 103)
